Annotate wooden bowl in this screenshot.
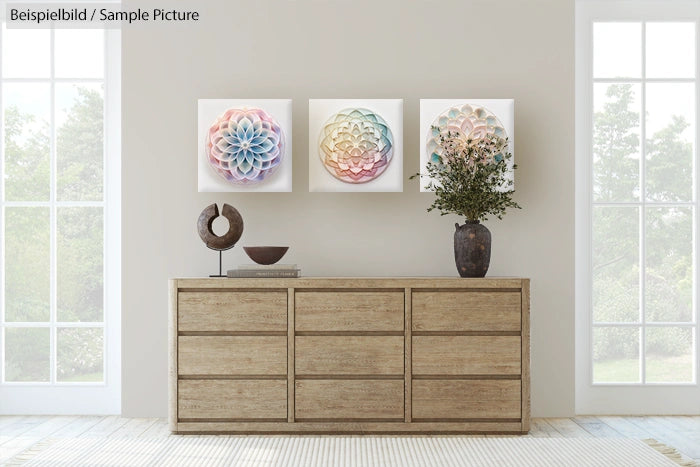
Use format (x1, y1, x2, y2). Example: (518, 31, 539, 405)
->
(243, 246, 289, 265)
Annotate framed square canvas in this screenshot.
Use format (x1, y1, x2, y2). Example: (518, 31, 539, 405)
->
(419, 99, 514, 192)
(198, 99, 293, 192)
(309, 99, 403, 192)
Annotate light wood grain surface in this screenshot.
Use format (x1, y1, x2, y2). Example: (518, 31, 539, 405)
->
(178, 336, 287, 375)
(295, 336, 404, 376)
(173, 420, 524, 434)
(295, 380, 404, 420)
(178, 291, 287, 332)
(175, 277, 525, 289)
(412, 291, 521, 332)
(404, 287, 412, 423)
(521, 279, 531, 431)
(168, 280, 178, 431)
(413, 336, 521, 375)
(287, 287, 295, 423)
(295, 291, 403, 331)
(170, 277, 530, 434)
(178, 380, 287, 419)
(412, 380, 522, 419)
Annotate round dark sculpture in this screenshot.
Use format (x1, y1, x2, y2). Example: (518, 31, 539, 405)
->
(197, 203, 244, 251)
(454, 221, 491, 278)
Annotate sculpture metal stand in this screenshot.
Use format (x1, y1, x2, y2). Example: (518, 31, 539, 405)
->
(197, 203, 244, 277)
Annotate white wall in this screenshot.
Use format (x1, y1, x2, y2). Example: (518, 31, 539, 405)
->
(122, 0, 574, 417)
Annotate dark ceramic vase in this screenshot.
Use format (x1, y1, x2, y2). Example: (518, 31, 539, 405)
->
(454, 221, 491, 278)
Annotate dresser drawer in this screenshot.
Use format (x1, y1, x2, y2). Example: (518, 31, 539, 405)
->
(412, 291, 521, 332)
(178, 380, 287, 420)
(178, 336, 286, 375)
(295, 336, 404, 375)
(178, 291, 287, 332)
(295, 380, 403, 420)
(413, 336, 521, 375)
(412, 380, 521, 420)
(295, 291, 403, 332)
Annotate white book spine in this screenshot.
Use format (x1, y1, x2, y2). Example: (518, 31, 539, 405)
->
(237, 264, 298, 270)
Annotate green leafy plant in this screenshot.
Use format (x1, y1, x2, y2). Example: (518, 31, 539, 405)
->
(411, 129, 521, 222)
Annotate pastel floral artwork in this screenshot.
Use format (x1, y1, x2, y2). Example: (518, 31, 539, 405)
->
(426, 104, 507, 165)
(205, 107, 284, 184)
(319, 107, 394, 183)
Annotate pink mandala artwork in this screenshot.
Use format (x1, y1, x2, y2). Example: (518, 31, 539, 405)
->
(318, 108, 394, 184)
(426, 104, 507, 165)
(205, 107, 284, 184)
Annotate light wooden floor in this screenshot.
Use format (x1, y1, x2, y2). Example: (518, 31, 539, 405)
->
(1, 416, 699, 464)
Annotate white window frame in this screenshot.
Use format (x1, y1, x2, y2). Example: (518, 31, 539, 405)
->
(0, 8, 120, 414)
(576, 0, 700, 414)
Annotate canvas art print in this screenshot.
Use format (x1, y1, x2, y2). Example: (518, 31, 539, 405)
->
(198, 99, 293, 192)
(206, 107, 284, 184)
(319, 107, 394, 183)
(309, 99, 403, 192)
(419, 99, 514, 192)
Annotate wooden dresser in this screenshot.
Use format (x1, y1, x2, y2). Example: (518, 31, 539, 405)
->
(169, 277, 530, 434)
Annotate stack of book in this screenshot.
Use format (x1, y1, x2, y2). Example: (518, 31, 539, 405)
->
(227, 264, 301, 278)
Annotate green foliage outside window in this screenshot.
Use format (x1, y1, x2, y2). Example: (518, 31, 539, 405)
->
(4, 86, 105, 382)
(593, 84, 693, 369)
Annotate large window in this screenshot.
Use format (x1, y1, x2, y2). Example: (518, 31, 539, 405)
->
(0, 21, 120, 413)
(576, 1, 700, 413)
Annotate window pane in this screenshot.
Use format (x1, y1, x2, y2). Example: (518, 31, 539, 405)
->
(593, 327, 640, 383)
(55, 30, 104, 78)
(1, 26, 50, 78)
(57, 207, 103, 322)
(3, 83, 51, 201)
(56, 84, 104, 201)
(646, 327, 693, 383)
(594, 23, 641, 78)
(645, 207, 693, 323)
(646, 23, 695, 79)
(645, 83, 695, 202)
(57, 327, 103, 382)
(4, 207, 50, 322)
(593, 83, 641, 202)
(5, 327, 50, 382)
(593, 207, 639, 322)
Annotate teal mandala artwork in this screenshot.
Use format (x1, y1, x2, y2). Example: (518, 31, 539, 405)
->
(206, 107, 284, 184)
